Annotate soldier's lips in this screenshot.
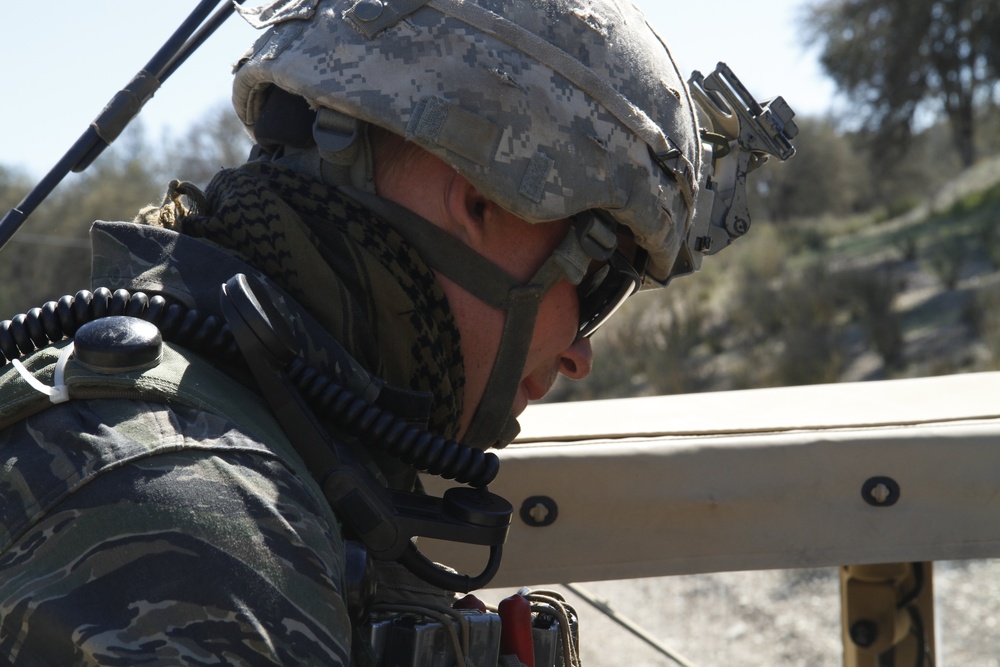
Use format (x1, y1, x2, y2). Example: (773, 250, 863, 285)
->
(513, 378, 550, 417)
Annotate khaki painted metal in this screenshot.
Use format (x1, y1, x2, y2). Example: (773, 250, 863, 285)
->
(421, 372, 1000, 662)
(840, 563, 935, 666)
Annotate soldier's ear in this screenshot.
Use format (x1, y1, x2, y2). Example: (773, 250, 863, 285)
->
(443, 171, 490, 249)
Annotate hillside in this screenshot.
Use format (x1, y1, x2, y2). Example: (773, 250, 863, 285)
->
(551, 154, 1000, 403)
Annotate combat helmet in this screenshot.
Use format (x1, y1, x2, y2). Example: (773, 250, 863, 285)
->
(230, 0, 796, 446)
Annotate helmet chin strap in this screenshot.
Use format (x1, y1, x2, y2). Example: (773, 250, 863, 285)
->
(254, 112, 603, 448)
(341, 185, 582, 449)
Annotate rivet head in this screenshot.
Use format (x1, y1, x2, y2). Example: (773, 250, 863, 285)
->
(519, 495, 558, 527)
(850, 619, 878, 648)
(862, 476, 900, 507)
(870, 483, 891, 504)
(529, 504, 549, 523)
(353, 0, 385, 21)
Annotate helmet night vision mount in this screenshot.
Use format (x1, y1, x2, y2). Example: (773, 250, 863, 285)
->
(672, 62, 799, 281)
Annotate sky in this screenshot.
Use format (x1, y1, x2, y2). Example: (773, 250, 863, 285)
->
(1, 0, 839, 181)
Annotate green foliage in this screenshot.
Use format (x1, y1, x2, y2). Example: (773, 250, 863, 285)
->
(923, 232, 967, 290)
(0, 140, 160, 316)
(0, 166, 31, 204)
(804, 0, 1000, 168)
(873, 196, 921, 224)
(562, 223, 907, 398)
(967, 280, 1000, 368)
(891, 232, 920, 262)
(839, 266, 906, 369)
(906, 180, 1000, 288)
(159, 104, 253, 186)
(0, 113, 251, 319)
(747, 118, 869, 222)
(549, 278, 716, 402)
(726, 254, 846, 389)
(566, 162, 1000, 399)
(952, 180, 1000, 217)
(747, 115, 973, 230)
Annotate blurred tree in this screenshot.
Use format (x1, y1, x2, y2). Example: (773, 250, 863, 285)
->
(979, 101, 1000, 154)
(0, 105, 251, 318)
(0, 129, 163, 316)
(805, 0, 1000, 167)
(159, 103, 252, 186)
(545, 278, 716, 402)
(839, 265, 906, 369)
(746, 114, 972, 224)
(0, 167, 32, 224)
(748, 117, 868, 221)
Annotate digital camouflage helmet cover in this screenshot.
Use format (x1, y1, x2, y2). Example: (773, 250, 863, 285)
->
(230, 0, 797, 445)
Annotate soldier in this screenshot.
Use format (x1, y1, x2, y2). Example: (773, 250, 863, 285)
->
(0, 0, 794, 664)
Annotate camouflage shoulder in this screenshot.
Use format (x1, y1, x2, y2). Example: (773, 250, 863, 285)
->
(0, 398, 352, 666)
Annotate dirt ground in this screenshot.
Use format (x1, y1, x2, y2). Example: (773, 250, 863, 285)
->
(482, 559, 1000, 666)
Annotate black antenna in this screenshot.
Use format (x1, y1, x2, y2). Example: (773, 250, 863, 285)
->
(0, 0, 245, 252)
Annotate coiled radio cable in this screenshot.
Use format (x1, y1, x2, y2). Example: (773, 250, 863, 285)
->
(0, 287, 498, 487)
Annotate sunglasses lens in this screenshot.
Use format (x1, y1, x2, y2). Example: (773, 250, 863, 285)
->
(577, 249, 647, 338)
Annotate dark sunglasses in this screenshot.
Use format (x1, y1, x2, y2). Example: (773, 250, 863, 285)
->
(576, 234, 649, 339)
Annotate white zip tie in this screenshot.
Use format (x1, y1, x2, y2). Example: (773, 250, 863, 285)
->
(11, 343, 74, 404)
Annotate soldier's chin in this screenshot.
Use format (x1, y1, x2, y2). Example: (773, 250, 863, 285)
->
(512, 386, 529, 417)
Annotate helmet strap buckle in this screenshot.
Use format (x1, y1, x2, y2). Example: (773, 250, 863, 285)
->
(313, 107, 376, 193)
